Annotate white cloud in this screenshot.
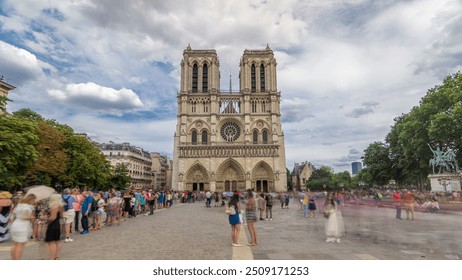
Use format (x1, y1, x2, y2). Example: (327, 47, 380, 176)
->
(48, 82, 143, 114)
(0, 41, 45, 85)
(2, 0, 462, 174)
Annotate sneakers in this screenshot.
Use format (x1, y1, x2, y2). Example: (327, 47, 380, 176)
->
(269, 218, 272, 221)
(325, 237, 335, 242)
(64, 238, 74, 243)
(80, 230, 89, 235)
(336, 238, 341, 243)
(232, 243, 243, 247)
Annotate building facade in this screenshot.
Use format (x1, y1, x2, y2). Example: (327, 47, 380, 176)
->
(100, 142, 153, 189)
(172, 45, 287, 192)
(0, 78, 15, 113)
(291, 161, 314, 191)
(151, 152, 172, 190)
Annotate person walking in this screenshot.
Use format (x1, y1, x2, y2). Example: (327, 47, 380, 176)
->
(302, 192, 310, 217)
(45, 194, 64, 260)
(323, 192, 345, 243)
(228, 194, 242, 247)
(393, 190, 402, 220)
(10, 193, 37, 260)
(403, 190, 415, 220)
(257, 193, 266, 220)
(61, 188, 76, 243)
(265, 192, 273, 220)
(308, 194, 317, 218)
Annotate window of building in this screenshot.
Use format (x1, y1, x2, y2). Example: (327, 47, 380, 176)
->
(192, 130, 197, 144)
(192, 63, 198, 93)
(251, 64, 256, 92)
(262, 130, 268, 144)
(203, 100, 208, 113)
(202, 64, 208, 92)
(253, 130, 258, 144)
(260, 64, 265, 91)
(201, 130, 208, 144)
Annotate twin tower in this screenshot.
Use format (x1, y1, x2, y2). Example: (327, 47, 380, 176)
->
(172, 45, 287, 192)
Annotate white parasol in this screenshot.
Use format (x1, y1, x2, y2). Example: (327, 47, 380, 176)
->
(26, 185, 56, 201)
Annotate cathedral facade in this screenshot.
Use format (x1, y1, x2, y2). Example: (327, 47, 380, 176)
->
(172, 45, 287, 192)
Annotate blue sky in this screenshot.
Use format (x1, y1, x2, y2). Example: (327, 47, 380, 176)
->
(1, 0, 462, 173)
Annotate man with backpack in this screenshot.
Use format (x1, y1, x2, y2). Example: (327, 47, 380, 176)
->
(80, 191, 94, 235)
(61, 188, 77, 243)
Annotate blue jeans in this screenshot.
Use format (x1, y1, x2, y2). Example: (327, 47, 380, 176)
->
(303, 204, 309, 217)
(81, 214, 89, 231)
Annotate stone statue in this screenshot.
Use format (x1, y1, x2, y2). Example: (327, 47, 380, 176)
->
(428, 144, 460, 174)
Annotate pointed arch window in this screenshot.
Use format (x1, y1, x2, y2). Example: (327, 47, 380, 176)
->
(201, 130, 208, 144)
(202, 64, 208, 92)
(262, 130, 268, 144)
(251, 64, 256, 92)
(260, 64, 265, 91)
(191, 130, 197, 145)
(192, 63, 198, 93)
(253, 130, 258, 144)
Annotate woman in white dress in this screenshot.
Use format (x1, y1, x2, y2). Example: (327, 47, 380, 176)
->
(10, 193, 37, 259)
(324, 192, 345, 243)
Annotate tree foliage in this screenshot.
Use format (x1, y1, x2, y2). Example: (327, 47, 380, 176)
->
(1, 105, 114, 192)
(361, 72, 462, 188)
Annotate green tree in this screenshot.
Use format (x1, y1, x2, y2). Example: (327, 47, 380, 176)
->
(306, 165, 334, 191)
(361, 141, 393, 186)
(25, 122, 68, 187)
(0, 114, 39, 191)
(109, 164, 131, 190)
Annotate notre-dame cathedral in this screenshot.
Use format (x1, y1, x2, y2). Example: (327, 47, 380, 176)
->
(172, 45, 287, 192)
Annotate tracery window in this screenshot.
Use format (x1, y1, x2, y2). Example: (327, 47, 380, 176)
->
(260, 64, 265, 91)
(191, 130, 197, 144)
(251, 64, 256, 92)
(202, 64, 208, 92)
(192, 63, 198, 93)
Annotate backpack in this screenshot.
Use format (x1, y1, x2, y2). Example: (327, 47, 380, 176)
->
(266, 195, 273, 206)
(62, 195, 70, 211)
(91, 198, 99, 211)
(225, 205, 236, 215)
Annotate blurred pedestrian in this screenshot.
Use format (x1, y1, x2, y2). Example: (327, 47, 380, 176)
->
(257, 193, 266, 220)
(45, 194, 64, 260)
(0, 191, 13, 243)
(323, 192, 345, 243)
(403, 190, 415, 220)
(392, 190, 402, 220)
(10, 193, 36, 259)
(265, 192, 273, 220)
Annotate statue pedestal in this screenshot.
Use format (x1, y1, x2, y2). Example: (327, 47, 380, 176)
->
(428, 173, 461, 192)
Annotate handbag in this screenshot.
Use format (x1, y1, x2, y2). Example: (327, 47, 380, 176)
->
(323, 205, 333, 218)
(225, 205, 236, 215)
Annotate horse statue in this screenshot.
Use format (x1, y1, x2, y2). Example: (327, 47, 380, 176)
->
(428, 144, 460, 174)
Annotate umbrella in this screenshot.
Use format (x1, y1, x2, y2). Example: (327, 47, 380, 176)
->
(26, 185, 56, 201)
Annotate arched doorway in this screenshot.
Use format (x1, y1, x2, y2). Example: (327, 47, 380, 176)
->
(216, 159, 246, 192)
(251, 161, 275, 192)
(185, 163, 210, 191)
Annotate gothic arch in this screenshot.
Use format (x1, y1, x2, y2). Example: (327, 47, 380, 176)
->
(185, 162, 210, 191)
(216, 158, 246, 192)
(251, 161, 275, 192)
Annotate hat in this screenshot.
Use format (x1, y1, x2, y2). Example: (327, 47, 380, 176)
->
(0, 191, 13, 199)
(63, 188, 71, 194)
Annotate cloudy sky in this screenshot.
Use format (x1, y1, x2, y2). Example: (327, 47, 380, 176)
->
(1, 0, 462, 173)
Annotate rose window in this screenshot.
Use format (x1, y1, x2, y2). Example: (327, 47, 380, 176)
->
(220, 122, 240, 142)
